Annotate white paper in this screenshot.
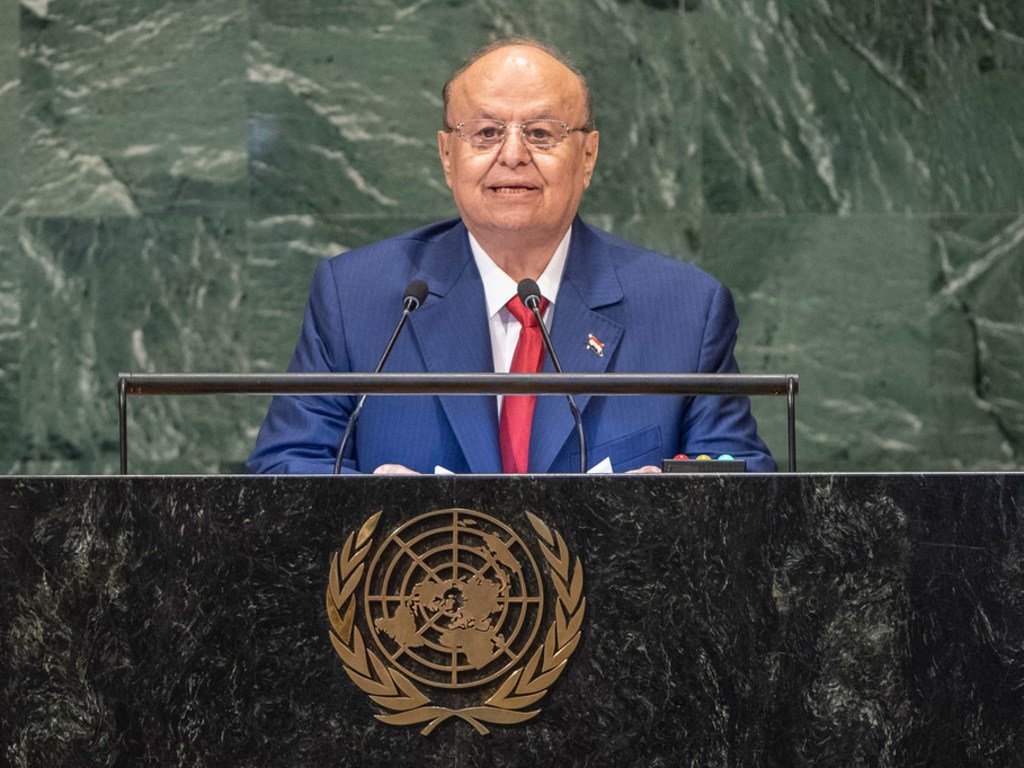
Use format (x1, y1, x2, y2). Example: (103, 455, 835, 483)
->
(434, 459, 614, 474)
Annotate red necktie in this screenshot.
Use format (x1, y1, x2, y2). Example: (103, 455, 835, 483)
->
(499, 296, 549, 474)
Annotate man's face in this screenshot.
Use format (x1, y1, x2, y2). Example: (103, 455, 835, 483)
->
(437, 46, 599, 251)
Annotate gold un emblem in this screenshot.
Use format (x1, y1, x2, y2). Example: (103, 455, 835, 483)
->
(325, 508, 586, 735)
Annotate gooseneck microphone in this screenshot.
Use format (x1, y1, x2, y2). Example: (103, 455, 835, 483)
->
(332, 279, 429, 474)
(516, 278, 588, 473)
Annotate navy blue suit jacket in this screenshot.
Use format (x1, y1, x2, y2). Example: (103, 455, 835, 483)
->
(246, 218, 776, 473)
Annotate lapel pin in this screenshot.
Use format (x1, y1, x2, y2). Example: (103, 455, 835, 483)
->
(586, 333, 605, 357)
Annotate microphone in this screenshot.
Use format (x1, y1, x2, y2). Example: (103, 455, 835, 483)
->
(332, 279, 429, 474)
(516, 278, 588, 473)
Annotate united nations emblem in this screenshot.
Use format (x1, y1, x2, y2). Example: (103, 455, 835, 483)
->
(325, 508, 585, 735)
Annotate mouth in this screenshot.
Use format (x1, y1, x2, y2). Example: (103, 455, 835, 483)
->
(486, 184, 539, 195)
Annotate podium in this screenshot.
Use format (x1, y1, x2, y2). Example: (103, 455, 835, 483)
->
(2, 473, 1022, 765)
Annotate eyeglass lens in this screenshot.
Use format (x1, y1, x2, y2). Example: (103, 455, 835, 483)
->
(459, 120, 569, 149)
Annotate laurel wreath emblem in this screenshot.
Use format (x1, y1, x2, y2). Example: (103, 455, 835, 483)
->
(325, 510, 585, 735)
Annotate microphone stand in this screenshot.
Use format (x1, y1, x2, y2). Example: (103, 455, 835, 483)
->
(519, 281, 588, 474)
(332, 282, 427, 474)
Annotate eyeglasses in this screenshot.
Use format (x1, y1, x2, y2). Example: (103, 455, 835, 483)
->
(446, 119, 591, 151)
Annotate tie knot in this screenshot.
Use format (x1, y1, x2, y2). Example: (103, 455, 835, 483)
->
(506, 295, 548, 327)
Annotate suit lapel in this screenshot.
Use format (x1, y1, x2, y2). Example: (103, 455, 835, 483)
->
(530, 220, 625, 473)
(407, 224, 502, 473)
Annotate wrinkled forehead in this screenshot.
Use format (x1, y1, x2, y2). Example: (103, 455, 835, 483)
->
(448, 46, 587, 120)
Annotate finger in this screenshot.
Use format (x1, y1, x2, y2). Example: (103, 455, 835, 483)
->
(372, 463, 421, 475)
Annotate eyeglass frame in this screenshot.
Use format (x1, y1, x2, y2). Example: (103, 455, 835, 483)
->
(444, 119, 593, 151)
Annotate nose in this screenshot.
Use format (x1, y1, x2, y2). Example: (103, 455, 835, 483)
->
(496, 125, 531, 167)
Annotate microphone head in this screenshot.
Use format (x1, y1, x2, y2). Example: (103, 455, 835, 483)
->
(516, 278, 542, 310)
(403, 279, 429, 310)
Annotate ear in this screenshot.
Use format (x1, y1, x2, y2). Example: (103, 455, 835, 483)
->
(437, 130, 454, 189)
(581, 130, 599, 189)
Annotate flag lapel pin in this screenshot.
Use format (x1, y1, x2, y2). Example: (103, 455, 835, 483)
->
(586, 333, 605, 357)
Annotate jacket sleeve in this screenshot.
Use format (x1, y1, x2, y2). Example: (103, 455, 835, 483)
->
(245, 260, 358, 474)
(679, 282, 778, 472)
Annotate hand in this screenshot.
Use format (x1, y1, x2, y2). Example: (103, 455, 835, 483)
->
(372, 463, 421, 475)
(625, 465, 662, 474)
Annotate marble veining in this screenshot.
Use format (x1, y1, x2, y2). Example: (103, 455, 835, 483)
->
(0, 0, 1022, 474)
(1, 473, 1022, 765)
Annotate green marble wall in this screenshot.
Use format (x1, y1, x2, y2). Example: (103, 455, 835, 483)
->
(0, 0, 1021, 474)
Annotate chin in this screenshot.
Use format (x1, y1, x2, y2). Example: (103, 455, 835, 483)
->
(487, 215, 546, 234)
(471, 206, 534, 227)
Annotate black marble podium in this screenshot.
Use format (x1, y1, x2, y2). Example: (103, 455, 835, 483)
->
(2, 474, 1023, 767)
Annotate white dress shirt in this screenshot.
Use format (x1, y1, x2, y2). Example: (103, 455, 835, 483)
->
(468, 228, 572, 413)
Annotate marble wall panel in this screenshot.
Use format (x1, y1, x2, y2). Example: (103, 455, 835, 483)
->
(702, 0, 1024, 216)
(16, 0, 247, 217)
(703, 214, 933, 470)
(0, 0, 18, 212)
(0, 0, 17, 471)
(13, 214, 259, 474)
(701, 0, 933, 215)
(928, 2, 1024, 213)
(0, 0, 1022, 474)
(929, 215, 1024, 469)
(243, 214, 436, 373)
(248, 0, 699, 223)
(247, 0, 461, 220)
(586, 211, 704, 269)
(0, 219, 18, 472)
(569, 1, 699, 220)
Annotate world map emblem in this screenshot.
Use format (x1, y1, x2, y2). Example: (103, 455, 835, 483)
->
(325, 508, 586, 735)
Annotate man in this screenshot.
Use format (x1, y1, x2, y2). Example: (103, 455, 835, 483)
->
(246, 39, 775, 474)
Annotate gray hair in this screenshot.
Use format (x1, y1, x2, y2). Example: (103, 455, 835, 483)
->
(441, 37, 595, 131)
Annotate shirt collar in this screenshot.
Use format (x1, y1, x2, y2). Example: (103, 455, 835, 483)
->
(468, 228, 572, 320)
